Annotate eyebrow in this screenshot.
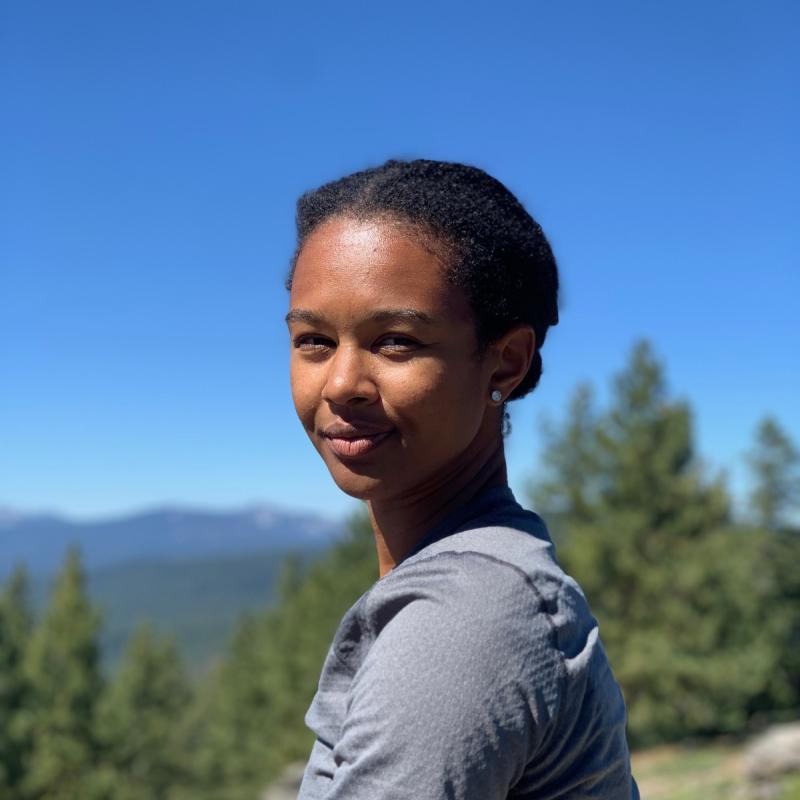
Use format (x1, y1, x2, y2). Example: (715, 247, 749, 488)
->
(285, 308, 436, 326)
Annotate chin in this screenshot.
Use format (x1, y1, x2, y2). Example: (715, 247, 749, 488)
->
(328, 471, 383, 501)
(323, 460, 395, 502)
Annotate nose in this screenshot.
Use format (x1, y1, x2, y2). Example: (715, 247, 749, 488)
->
(321, 344, 378, 407)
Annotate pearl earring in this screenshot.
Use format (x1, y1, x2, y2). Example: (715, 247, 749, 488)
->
(491, 390, 502, 403)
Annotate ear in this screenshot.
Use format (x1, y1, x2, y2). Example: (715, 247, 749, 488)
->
(487, 324, 536, 403)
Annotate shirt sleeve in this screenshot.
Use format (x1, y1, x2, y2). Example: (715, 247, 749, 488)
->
(322, 553, 565, 800)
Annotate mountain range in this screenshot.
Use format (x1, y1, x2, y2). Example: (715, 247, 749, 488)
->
(0, 504, 344, 576)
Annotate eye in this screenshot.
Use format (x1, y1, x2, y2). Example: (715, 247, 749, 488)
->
(293, 334, 334, 352)
(376, 335, 421, 353)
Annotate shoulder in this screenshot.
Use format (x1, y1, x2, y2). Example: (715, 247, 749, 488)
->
(357, 538, 599, 713)
(367, 547, 557, 644)
(368, 518, 598, 656)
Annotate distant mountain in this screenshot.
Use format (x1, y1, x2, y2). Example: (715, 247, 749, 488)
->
(0, 504, 344, 577)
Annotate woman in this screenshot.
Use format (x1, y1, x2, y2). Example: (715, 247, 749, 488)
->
(286, 159, 639, 799)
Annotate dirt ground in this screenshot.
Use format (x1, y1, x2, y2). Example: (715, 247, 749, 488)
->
(631, 741, 800, 800)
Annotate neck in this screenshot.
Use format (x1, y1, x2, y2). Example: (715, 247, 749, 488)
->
(367, 437, 508, 577)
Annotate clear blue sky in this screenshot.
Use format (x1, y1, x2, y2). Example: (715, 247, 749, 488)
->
(1, 1, 797, 521)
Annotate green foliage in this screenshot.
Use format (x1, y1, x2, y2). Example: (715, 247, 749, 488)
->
(26, 549, 319, 677)
(84, 550, 307, 674)
(529, 340, 796, 744)
(93, 624, 193, 800)
(743, 417, 800, 714)
(178, 614, 282, 800)
(0, 523, 376, 800)
(20, 548, 105, 800)
(531, 383, 599, 528)
(0, 567, 33, 798)
(181, 511, 377, 797)
(263, 513, 376, 761)
(745, 416, 800, 711)
(748, 416, 800, 531)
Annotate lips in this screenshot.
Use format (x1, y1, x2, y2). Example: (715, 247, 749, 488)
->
(320, 423, 395, 459)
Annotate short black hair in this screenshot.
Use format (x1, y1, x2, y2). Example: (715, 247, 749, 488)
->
(287, 158, 559, 401)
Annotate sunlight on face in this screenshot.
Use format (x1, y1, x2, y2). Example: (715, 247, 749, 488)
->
(287, 217, 498, 503)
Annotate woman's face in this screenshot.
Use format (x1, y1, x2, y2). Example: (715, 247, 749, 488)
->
(287, 216, 501, 503)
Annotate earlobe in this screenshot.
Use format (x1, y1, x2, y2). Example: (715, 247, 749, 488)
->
(490, 325, 536, 401)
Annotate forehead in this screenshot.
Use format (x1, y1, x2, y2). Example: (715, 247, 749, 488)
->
(289, 217, 472, 321)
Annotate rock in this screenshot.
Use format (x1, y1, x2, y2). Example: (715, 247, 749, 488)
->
(261, 762, 307, 800)
(744, 722, 800, 781)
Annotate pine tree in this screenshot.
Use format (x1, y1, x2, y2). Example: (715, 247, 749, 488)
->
(746, 418, 800, 715)
(530, 340, 779, 743)
(94, 623, 192, 800)
(21, 547, 105, 800)
(530, 383, 600, 533)
(748, 416, 800, 530)
(184, 511, 377, 799)
(261, 511, 376, 768)
(180, 613, 281, 800)
(0, 567, 33, 798)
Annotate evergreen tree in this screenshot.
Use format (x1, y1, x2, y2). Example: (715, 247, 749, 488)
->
(0, 567, 33, 798)
(261, 511, 376, 767)
(181, 613, 282, 800)
(746, 418, 800, 714)
(21, 547, 105, 800)
(530, 340, 779, 743)
(185, 511, 377, 798)
(94, 624, 192, 800)
(747, 416, 800, 530)
(530, 383, 600, 533)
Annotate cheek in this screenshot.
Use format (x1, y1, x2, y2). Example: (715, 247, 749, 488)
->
(384, 359, 486, 437)
(289, 360, 319, 430)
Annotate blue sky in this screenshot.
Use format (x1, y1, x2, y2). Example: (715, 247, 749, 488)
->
(1, 1, 797, 522)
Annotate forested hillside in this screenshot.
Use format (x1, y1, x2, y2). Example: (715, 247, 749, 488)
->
(72, 551, 319, 673)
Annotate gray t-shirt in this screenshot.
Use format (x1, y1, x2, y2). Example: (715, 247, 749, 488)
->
(298, 486, 639, 799)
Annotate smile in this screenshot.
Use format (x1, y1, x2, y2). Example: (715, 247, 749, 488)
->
(323, 431, 394, 459)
